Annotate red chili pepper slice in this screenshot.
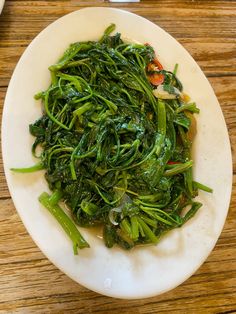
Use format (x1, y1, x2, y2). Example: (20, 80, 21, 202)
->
(167, 161, 181, 165)
(148, 73, 165, 86)
(153, 58, 163, 70)
(147, 62, 156, 72)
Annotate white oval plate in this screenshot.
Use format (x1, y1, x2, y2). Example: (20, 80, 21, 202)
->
(2, 7, 232, 299)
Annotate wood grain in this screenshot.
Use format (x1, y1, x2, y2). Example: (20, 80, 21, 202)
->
(0, 1, 236, 313)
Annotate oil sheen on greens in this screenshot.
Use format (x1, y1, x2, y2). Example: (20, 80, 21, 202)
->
(14, 24, 212, 254)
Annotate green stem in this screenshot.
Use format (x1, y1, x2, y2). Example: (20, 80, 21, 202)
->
(164, 160, 193, 176)
(49, 189, 63, 205)
(130, 216, 139, 241)
(137, 218, 159, 244)
(193, 181, 213, 193)
(173, 63, 178, 75)
(39, 192, 89, 254)
(157, 99, 166, 136)
(11, 162, 44, 173)
(176, 102, 200, 114)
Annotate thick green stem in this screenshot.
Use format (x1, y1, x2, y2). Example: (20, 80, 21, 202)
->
(39, 192, 89, 254)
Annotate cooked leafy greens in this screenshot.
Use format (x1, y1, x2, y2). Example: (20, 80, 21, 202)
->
(12, 24, 212, 253)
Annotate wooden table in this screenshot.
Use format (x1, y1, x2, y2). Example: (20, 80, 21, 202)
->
(0, 1, 235, 312)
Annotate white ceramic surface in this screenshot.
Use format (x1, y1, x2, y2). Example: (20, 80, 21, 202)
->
(1, 7, 232, 299)
(0, 0, 5, 14)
